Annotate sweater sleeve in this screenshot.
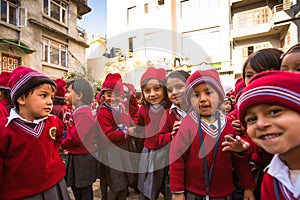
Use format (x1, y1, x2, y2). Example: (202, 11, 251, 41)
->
(156, 111, 172, 147)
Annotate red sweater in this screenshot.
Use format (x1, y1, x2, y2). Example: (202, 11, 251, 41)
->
(62, 106, 96, 154)
(0, 116, 65, 200)
(261, 172, 299, 199)
(137, 104, 169, 150)
(170, 111, 255, 198)
(97, 104, 132, 147)
(0, 99, 10, 118)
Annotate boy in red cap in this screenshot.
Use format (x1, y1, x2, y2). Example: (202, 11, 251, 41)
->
(0, 66, 69, 199)
(96, 73, 136, 200)
(170, 69, 255, 200)
(238, 70, 300, 199)
(0, 71, 12, 117)
(51, 78, 67, 120)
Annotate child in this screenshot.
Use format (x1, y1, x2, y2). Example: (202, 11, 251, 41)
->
(0, 71, 12, 117)
(51, 78, 67, 121)
(238, 70, 300, 199)
(220, 97, 233, 114)
(97, 73, 136, 200)
(0, 66, 69, 199)
(61, 78, 97, 200)
(137, 67, 171, 200)
(156, 70, 190, 200)
(170, 69, 255, 200)
(280, 43, 300, 72)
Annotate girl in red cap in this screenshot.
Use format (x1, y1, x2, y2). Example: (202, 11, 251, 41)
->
(170, 69, 256, 200)
(0, 66, 69, 200)
(156, 70, 190, 200)
(238, 70, 300, 199)
(96, 73, 136, 200)
(137, 67, 171, 200)
(61, 78, 97, 200)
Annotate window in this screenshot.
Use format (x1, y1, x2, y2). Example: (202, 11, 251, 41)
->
(242, 46, 254, 58)
(128, 37, 136, 52)
(1, 53, 21, 72)
(43, 38, 68, 67)
(1, 0, 17, 26)
(43, 0, 68, 24)
(127, 6, 136, 26)
(237, 7, 270, 28)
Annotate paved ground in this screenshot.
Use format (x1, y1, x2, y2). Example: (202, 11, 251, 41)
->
(68, 179, 140, 200)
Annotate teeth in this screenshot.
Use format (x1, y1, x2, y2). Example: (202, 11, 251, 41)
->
(261, 134, 279, 140)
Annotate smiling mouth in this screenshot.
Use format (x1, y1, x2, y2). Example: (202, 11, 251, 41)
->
(260, 133, 281, 140)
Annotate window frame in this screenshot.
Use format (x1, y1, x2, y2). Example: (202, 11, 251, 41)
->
(43, 0, 68, 24)
(43, 37, 68, 68)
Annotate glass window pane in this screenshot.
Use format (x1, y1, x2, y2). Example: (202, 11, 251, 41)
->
(61, 51, 67, 67)
(8, 5, 16, 25)
(50, 2, 60, 21)
(50, 47, 59, 65)
(1, 0, 7, 22)
(43, 0, 49, 14)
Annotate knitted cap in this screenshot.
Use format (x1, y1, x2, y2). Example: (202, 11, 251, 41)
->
(238, 70, 300, 128)
(0, 71, 11, 90)
(54, 78, 67, 99)
(233, 77, 246, 101)
(102, 73, 124, 95)
(140, 67, 166, 86)
(8, 66, 56, 105)
(184, 69, 225, 107)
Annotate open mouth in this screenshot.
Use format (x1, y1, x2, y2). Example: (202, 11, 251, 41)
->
(260, 133, 281, 140)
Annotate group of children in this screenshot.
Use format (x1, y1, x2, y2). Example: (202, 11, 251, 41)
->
(0, 44, 300, 200)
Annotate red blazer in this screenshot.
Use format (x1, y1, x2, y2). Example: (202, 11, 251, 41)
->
(0, 116, 65, 200)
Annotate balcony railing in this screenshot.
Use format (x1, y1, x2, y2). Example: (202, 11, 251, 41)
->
(272, 2, 293, 14)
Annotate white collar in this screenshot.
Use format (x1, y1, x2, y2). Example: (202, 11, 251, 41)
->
(170, 104, 188, 118)
(6, 108, 48, 127)
(266, 154, 300, 198)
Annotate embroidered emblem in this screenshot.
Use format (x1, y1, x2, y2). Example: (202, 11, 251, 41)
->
(49, 127, 57, 140)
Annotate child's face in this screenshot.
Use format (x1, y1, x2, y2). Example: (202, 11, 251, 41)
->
(65, 84, 75, 106)
(244, 104, 300, 155)
(166, 77, 186, 107)
(221, 100, 232, 113)
(281, 52, 300, 73)
(190, 83, 220, 116)
(17, 84, 55, 122)
(103, 90, 122, 107)
(142, 79, 164, 105)
(244, 64, 256, 86)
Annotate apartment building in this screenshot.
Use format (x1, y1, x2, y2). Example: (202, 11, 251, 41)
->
(0, 0, 91, 78)
(231, 0, 300, 76)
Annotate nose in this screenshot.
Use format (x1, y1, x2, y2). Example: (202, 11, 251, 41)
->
(255, 115, 271, 130)
(150, 89, 156, 96)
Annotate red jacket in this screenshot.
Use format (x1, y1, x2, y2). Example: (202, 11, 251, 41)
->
(170, 111, 256, 198)
(0, 116, 65, 200)
(0, 99, 10, 118)
(137, 103, 169, 150)
(97, 103, 132, 147)
(62, 105, 96, 154)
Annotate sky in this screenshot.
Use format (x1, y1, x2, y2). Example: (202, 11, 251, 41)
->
(77, 0, 107, 40)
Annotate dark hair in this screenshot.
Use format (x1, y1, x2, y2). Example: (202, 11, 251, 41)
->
(0, 89, 13, 109)
(165, 70, 190, 84)
(53, 97, 66, 105)
(281, 43, 300, 59)
(135, 91, 142, 100)
(70, 78, 94, 105)
(242, 48, 283, 80)
(15, 83, 56, 111)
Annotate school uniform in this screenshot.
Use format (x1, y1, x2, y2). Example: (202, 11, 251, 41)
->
(0, 99, 10, 118)
(61, 105, 97, 188)
(137, 102, 171, 200)
(170, 111, 256, 199)
(261, 155, 300, 200)
(97, 103, 135, 193)
(0, 109, 68, 200)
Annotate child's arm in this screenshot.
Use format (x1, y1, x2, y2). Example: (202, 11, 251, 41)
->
(172, 193, 185, 200)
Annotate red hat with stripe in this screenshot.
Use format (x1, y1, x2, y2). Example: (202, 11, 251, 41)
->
(102, 73, 124, 95)
(238, 70, 300, 128)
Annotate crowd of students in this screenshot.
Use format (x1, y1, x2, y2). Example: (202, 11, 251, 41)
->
(0, 45, 300, 200)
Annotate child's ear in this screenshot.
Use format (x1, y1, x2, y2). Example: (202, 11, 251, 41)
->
(75, 92, 83, 101)
(17, 94, 26, 106)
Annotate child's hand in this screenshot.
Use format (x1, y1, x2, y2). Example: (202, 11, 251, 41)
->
(232, 119, 245, 133)
(172, 193, 185, 200)
(128, 127, 136, 136)
(243, 189, 255, 200)
(171, 121, 181, 139)
(222, 135, 250, 152)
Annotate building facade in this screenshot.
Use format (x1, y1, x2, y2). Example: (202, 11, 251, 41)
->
(105, 0, 300, 85)
(0, 0, 91, 78)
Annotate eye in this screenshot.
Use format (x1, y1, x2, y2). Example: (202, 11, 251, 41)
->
(191, 93, 199, 98)
(143, 89, 150, 94)
(167, 88, 173, 93)
(154, 86, 162, 91)
(268, 108, 282, 116)
(245, 74, 253, 79)
(245, 115, 257, 125)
